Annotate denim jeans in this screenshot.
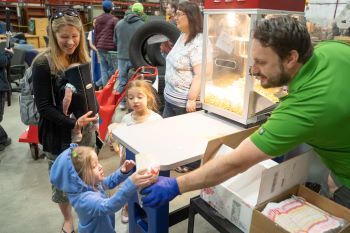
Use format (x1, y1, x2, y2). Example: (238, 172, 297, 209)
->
(162, 100, 202, 118)
(117, 59, 133, 93)
(117, 59, 133, 105)
(162, 100, 187, 118)
(96, 50, 118, 87)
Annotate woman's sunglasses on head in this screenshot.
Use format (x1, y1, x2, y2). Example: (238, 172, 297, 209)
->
(51, 9, 79, 20)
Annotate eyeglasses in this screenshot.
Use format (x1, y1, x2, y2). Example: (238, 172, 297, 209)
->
(175, 11, 186, 18)
(51, 9, 79, 21)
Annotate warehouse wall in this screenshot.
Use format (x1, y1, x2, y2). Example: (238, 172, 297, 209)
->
(305, 0, 348, 27)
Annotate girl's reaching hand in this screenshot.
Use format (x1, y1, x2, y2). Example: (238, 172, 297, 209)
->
(121, 160, 136, 173)
(130, 169, 153, 188)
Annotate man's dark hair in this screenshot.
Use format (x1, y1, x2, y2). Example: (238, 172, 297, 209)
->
(169, 1, 178, 13)
(253, 16, 313, 64)
(178, 1, 202, 45)
(103, 7, 112, 13)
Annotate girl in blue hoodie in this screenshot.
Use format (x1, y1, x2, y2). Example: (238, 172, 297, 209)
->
(50, 143, 153, 233)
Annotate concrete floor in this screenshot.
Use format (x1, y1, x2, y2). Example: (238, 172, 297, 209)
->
(0, 92, 220, 233)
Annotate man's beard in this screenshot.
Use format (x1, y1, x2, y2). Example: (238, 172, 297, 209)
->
(260, 63, 291, 89)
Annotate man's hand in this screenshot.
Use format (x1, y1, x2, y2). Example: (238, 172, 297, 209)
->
(141, 176, 180, 208)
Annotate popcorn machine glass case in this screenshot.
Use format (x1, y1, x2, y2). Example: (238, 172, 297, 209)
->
(201, 9, 303, 126)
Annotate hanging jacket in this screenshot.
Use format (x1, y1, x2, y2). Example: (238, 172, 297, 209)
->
(50, 144, 136, 233)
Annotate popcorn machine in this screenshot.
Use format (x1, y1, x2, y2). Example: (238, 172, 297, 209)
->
(200, 0, 306, 126)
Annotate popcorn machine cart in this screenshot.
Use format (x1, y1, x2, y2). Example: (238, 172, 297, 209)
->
(200, 0, 305, 126)
(113, 1, 307, 233)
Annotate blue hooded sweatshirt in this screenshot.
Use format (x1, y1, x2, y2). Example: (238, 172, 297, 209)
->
(50, 144, 136, 233)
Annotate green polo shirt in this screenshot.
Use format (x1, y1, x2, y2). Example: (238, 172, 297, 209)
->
(250, 41, 350, 189)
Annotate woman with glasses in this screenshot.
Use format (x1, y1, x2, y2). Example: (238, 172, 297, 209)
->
(165, 1, 177, 25)
(163, 1, 205, 118)
(163, 1, 210, 173)
(32, 10, 97, 233)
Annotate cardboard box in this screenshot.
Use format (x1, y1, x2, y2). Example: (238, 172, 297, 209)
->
(251, 185, 350, 233)
(200, 127, 315, 233)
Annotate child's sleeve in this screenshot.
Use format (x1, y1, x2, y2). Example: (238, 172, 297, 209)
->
(73, 178, 136, 216)
(102, 169, 132, 189)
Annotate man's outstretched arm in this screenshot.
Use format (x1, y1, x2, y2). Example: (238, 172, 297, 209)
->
(141, 137, 271, 207)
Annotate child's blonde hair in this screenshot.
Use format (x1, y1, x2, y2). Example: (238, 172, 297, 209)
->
(126, 80, 159, 112)
(71, 146, 97, 187)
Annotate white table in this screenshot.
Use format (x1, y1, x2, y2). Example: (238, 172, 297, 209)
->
(112, 110, 244, 170)
(112, 111, 245, 233)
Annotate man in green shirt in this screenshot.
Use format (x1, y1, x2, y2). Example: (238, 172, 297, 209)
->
(141, 16, 350, 209)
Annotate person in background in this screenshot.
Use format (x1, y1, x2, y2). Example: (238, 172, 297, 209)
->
(50, 144, 154, 233)
(165, 1, 177, 25)
(160, 1, 178, 56)
(162, 1, 210, 173)
(94, 0, 118, 88)
(141, 16, 350, 210)
(87, 18, 101, 85)
(162, 1, 205, 118)
(108, 79, 162, 223)
(32, 10, 97, 233)
(0, 47, 13, 151)
(113, 2, 145, 110)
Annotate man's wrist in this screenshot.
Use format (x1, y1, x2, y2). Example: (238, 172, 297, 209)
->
(171, 177, 181, 195)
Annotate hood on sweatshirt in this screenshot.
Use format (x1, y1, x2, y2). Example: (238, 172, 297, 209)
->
(125, 12, 143, 24)
(50, 143, 94, 194)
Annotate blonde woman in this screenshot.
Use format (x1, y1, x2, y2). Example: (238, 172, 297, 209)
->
(32, 9, 97, 233)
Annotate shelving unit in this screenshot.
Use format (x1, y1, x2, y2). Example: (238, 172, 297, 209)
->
(0, 1, 161, 34)
(0, 5, 20, 32)
(22, 6, 46, 24)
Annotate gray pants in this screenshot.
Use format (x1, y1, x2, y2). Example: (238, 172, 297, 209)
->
(0, 92, 8, 143)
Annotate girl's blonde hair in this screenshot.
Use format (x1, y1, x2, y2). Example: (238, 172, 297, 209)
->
(126, 80, 159, 112)
(71, 146, 97, 187)
(48, 13, 90, 72)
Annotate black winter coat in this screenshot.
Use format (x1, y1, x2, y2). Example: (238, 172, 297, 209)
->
(32, 54, 76, 155)
(0, 50, 13, 92)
